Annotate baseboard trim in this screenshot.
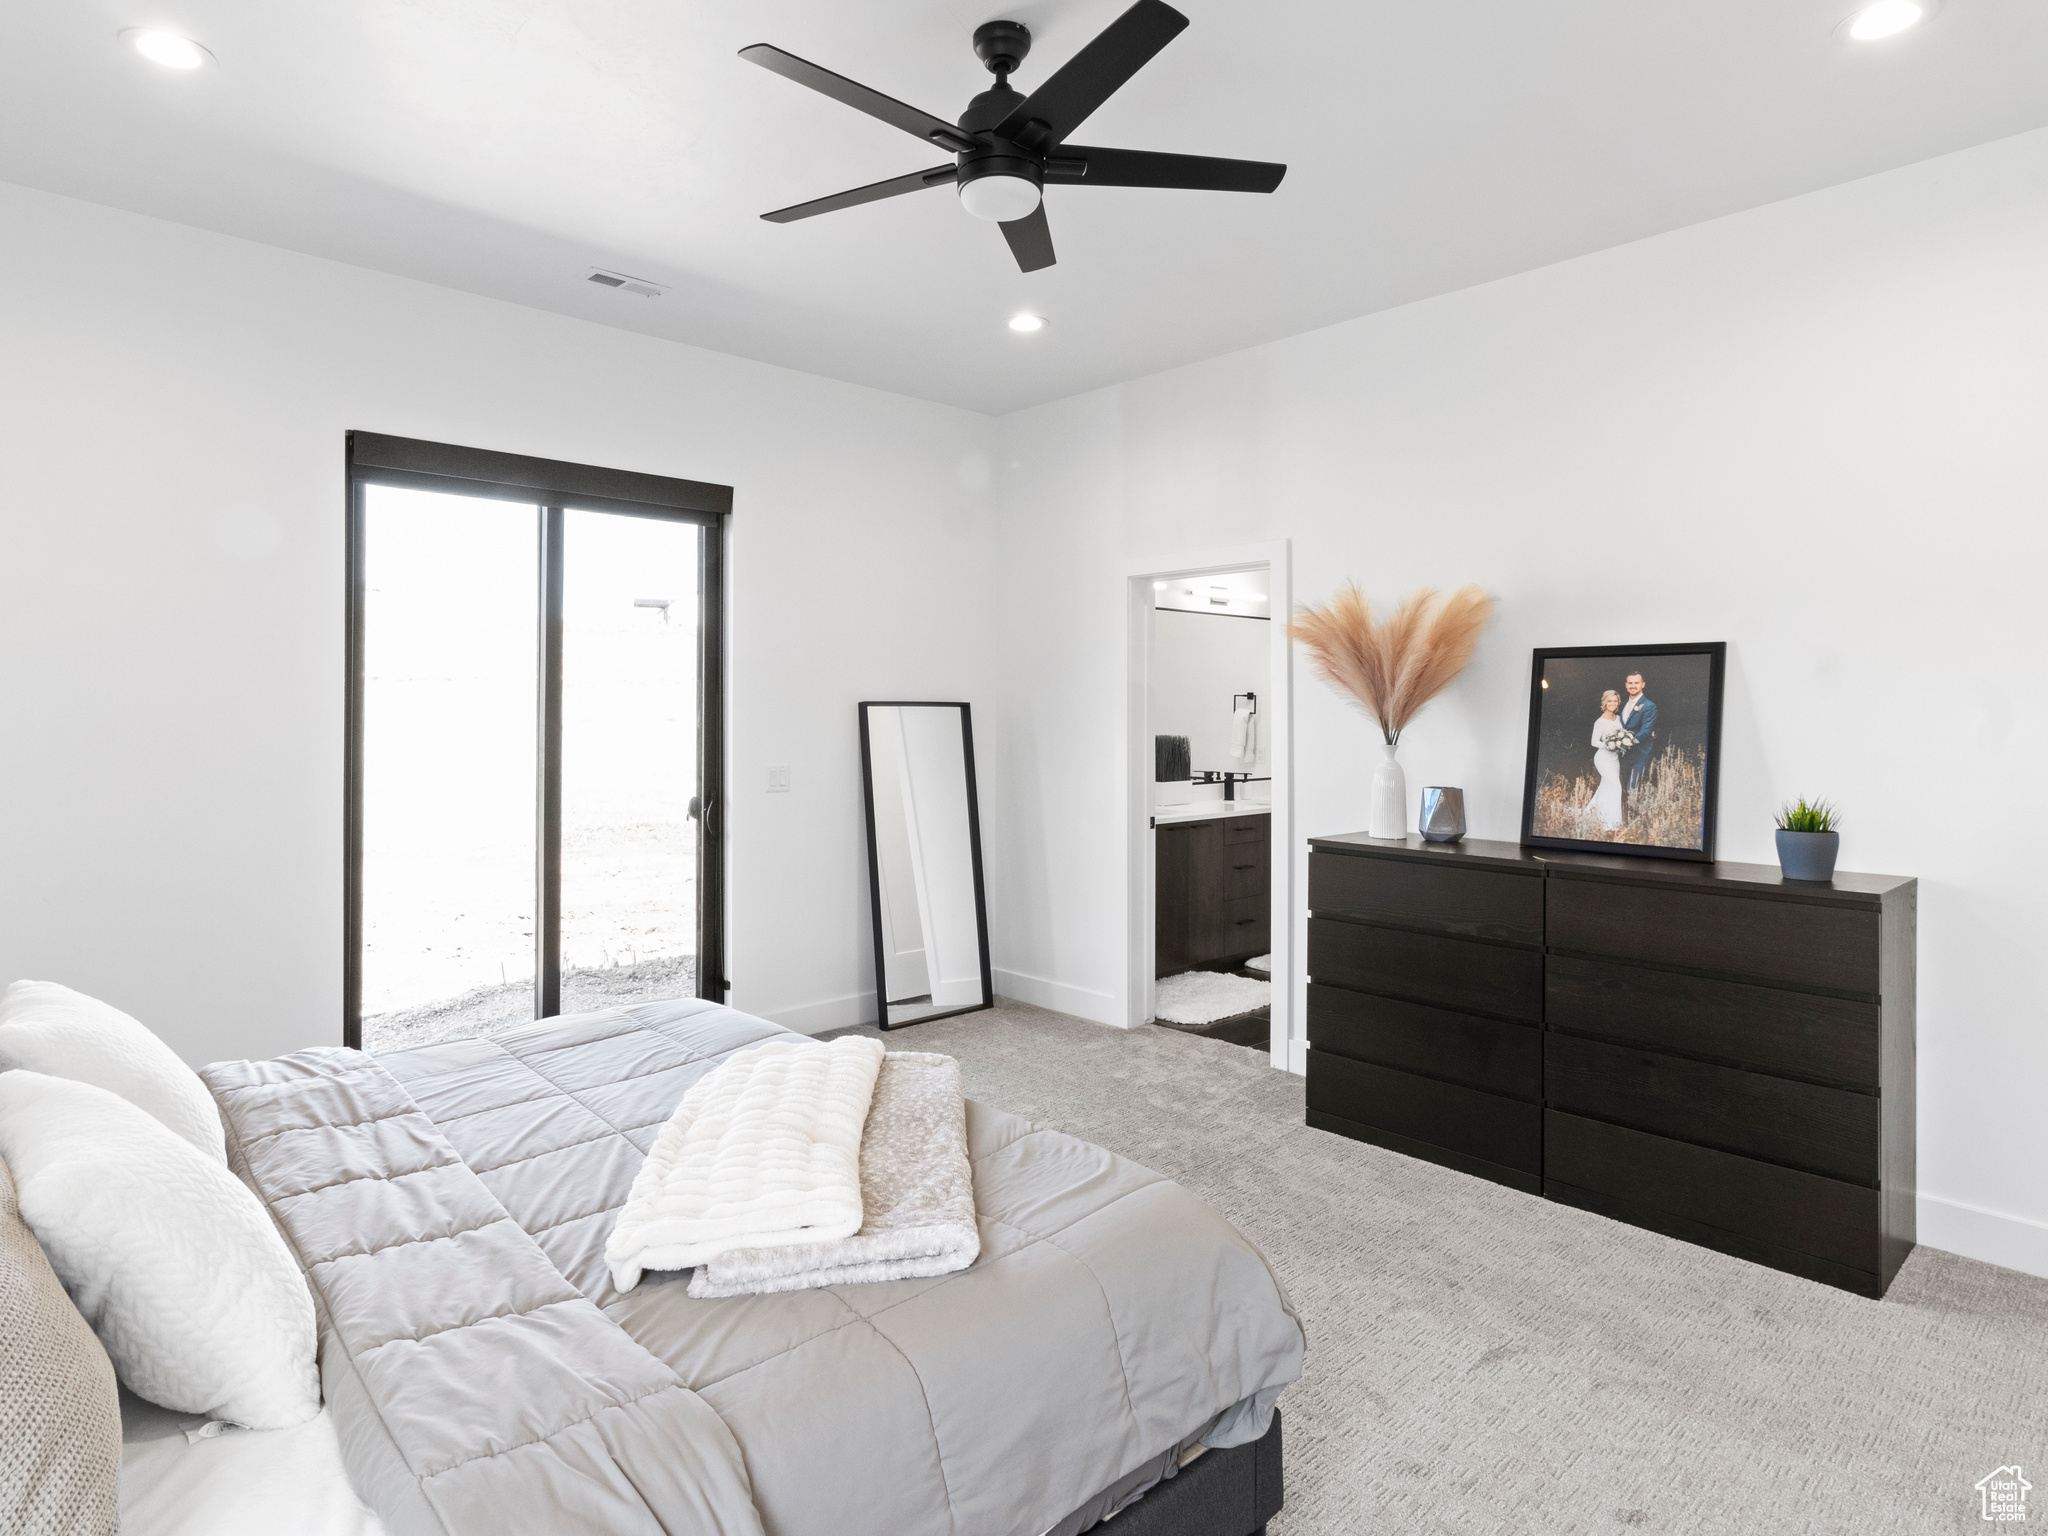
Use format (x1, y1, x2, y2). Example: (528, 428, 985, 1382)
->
(993, 968, 1119, 1027)
(747, 990, 875, 1036)
(1918, 1191, 2048, 1281)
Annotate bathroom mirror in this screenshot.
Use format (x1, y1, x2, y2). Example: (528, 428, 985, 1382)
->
(858, 702, 993, 1029)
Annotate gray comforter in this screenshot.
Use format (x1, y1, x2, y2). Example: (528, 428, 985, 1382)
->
(201, 1001, 1303, 1536)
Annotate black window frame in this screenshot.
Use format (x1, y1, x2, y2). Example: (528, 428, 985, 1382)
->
(343, 431, 731, 1050)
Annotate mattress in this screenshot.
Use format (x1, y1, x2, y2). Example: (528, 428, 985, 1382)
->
(201, 999, 1303, 1536)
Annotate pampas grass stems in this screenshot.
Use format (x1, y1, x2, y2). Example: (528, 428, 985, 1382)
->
(1288, 583, 1492, 744)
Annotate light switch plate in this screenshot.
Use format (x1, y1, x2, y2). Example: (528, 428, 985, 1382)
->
(766, 765, 791, 793)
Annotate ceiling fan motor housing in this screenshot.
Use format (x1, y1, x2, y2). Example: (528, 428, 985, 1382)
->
(971, 20, 1032, 77)
(955, 77, 1043, 221)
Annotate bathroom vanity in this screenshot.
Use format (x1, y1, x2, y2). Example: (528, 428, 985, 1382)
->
(1155, 805, 1271, 976)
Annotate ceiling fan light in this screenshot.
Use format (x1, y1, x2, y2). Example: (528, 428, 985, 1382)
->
(959, 175, 1042, 223)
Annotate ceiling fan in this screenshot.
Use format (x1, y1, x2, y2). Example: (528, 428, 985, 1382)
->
(740, 0, 1286, 273)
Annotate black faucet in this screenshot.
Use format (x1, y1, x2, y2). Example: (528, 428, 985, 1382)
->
(1192, 770, 1268, 802)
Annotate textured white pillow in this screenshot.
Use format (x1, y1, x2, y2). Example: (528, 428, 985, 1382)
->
(0, 1070, 318, 1429)
(0, 981, 225, 1163)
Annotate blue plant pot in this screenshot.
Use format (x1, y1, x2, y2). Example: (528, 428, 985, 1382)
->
(1776, 829, 1840, 882)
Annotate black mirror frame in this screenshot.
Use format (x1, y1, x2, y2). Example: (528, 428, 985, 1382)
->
(857, 701, 995, 1030)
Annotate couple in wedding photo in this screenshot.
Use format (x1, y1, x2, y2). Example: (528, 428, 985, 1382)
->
(1587, 671, 1656, 830)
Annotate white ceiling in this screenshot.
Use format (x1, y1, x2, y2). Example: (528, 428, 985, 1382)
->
(5, 1, 2047, 414)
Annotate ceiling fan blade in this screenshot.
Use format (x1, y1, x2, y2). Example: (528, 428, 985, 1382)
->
(762, 165, 958, 224)
(1050, 146, 1286, 193)
(994, 0, 1188, 147)
(740, 44, 978, 154)
(1000, 204, 1056, 273)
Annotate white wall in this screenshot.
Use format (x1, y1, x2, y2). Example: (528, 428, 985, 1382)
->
(1151, 608, 1272, 789)
(986, 127, 2048, 1278)
(0, 181, 999, 1065)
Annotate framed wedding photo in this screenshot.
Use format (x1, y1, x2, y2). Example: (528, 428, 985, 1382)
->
(1519, 642, 1726, 863)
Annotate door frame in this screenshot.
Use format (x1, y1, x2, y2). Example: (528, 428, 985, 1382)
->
(342, 432, 731, 1049)
(1122, 539, 1299, 1072)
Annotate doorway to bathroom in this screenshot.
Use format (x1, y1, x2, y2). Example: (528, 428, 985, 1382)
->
(1123, 541, 1296, 1071)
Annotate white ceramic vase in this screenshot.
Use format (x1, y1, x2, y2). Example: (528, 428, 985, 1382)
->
(1369, 741, 1407, 838)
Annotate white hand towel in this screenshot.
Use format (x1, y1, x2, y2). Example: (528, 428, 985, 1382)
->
(1231, 705, 1255, 763)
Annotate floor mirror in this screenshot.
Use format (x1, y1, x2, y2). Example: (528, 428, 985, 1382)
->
(858, 702, 993, 1029)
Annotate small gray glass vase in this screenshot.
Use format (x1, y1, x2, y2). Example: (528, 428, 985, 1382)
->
(1419, 786, 1466, 843)
(1775, 829, 1839, 882)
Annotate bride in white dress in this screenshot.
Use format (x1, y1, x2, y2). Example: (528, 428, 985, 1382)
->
(1590, 689, 1627, 831)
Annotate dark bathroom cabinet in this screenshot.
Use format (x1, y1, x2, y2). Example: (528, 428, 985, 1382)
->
(1304, 833, 1916, 1299)
(1157, 811, 1271, 976)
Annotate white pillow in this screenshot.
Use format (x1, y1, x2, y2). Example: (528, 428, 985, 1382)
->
(0, 1071, 318, 1430)
(0, 981, 225, 1163)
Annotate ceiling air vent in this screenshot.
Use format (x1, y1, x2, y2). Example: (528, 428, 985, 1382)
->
(585, 268, 667, 299)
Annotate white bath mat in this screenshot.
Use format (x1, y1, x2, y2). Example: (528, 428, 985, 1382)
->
(1154, 971, 1271, 1026)
(1243, 954, 1272, 975)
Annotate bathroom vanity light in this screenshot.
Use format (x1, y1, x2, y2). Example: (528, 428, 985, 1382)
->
(122, 28, 212, 68)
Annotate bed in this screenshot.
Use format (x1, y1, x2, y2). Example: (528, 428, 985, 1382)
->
(117, 1389, 383, 1536)
(194, 998, 1304, 1536)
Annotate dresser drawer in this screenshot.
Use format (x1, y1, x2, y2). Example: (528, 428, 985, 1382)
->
(1309, 1053, 1540, 1183)
(1545, 955, 1880, 1089)
(1309, 918, 1541, 1023)
(1547, 877, 1880, 994)
(1310, 852, 1542, 944)
(1309, 984, 1539, 1101)
(1544, 1033, 1879, 1184)
(1224, 815, 1269, 845)
(1545, 1110, 1881, 1282)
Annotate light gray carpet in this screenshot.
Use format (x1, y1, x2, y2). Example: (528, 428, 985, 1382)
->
(828, 999, 2048, 1534)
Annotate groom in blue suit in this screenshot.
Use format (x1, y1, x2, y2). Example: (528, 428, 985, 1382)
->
(1619, 671, 1657, 812)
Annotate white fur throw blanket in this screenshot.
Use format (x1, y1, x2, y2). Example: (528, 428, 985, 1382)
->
(690, 1050, 979, 1298)
(607, 1035, 884, 1292)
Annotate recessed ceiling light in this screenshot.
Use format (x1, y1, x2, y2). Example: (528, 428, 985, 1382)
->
(121, 28, 212, 69)
(1007, 314, 1046, 334)
(1844, 1, 1925, 40)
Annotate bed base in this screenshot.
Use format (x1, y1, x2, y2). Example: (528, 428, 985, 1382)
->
(1111, 1410, 1283, 1535)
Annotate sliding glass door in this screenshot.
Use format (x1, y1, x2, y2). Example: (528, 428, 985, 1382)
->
(357, 487, 540, 1044)
(557, 509, 703, 1015)
(345, 435, 728, 1054)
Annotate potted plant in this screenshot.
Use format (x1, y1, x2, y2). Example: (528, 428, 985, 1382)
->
(1775, 798, 1841, 881)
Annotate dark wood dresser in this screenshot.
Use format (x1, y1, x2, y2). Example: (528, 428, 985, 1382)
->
(1157, 811, 1271, 975)
(1305, 834, 1916, 1298)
